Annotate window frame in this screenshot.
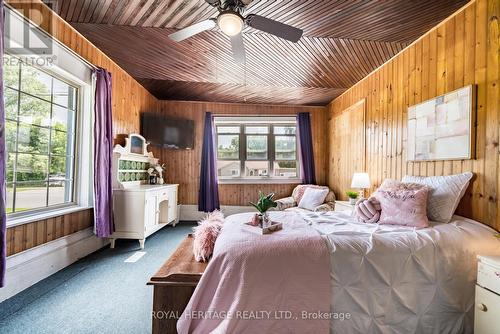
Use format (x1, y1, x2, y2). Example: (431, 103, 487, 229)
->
(4, 5, 95, 228)
(5, 56, 81, 219)
(215, 117, 301, 184)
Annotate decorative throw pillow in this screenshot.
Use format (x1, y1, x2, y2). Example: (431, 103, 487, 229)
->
(402, 172, 473, 223)
(355, 197, 381, 224)
(298, 187, 329, 211)
(374, 180, 429, 228)
(192, 210, 224, 262)
(293, 185, 330, 204)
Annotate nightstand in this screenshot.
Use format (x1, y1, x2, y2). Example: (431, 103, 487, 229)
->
(334, 200, 355, 215)
(475, 255, 500, 334)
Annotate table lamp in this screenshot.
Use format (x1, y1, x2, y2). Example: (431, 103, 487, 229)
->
(350, 172, 371, 199)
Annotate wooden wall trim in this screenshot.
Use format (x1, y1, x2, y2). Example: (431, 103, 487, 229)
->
(327, 0, 500, 230)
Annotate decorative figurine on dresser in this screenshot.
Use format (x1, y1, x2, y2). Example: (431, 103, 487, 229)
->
(110, 134, 179, 249)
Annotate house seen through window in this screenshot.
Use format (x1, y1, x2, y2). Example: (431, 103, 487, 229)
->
(215, 117, 300, 181)
(4, 55, 78, 215)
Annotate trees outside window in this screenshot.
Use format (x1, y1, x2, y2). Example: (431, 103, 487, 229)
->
(4, 55, 77, 214)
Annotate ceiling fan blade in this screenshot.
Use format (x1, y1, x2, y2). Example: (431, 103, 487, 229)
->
(169, 19, 216, 42)
(230, 33, 246, 64)
(246, 14, 303, 43)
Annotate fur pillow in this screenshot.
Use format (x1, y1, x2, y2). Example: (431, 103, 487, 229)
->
(374, 179, 430, 228)
(355, 197, 381, 224)
(192, 210, 224, 262)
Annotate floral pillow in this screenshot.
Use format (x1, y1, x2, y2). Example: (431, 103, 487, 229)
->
(374, 180, 430, 228)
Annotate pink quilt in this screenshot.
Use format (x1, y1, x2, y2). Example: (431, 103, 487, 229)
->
(177, 211, 331, 334)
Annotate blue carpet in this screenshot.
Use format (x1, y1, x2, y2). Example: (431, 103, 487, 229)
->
(0, 222, 196, 334)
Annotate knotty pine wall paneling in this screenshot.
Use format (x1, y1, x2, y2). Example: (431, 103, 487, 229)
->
(5, 1, 160, 255)
(328, 99, 365, 198)
(151, 101, 327, 206)
(327, 0, 500, 230)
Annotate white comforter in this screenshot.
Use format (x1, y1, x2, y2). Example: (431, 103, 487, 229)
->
(299, 211, 500, 334)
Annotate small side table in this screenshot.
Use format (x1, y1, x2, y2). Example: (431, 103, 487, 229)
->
(334, 200, 355, 215)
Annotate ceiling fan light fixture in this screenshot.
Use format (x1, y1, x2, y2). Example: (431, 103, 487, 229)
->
(218, 12, 243, 36)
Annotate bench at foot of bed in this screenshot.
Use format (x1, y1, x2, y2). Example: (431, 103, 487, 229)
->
(148, 234, 208, 334)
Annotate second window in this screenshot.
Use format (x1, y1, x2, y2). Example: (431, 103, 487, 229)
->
(215, 117, 299, 181)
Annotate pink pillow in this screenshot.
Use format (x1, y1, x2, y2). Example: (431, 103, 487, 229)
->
(192, 211, 224, 262)
(355, 197, 381, 224)
(374, 180, 429, 228)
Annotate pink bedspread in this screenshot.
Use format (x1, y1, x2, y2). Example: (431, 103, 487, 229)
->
(177, 211, 331, 334)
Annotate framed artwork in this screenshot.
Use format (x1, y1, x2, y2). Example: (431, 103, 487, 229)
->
(407, 85, 475, 161)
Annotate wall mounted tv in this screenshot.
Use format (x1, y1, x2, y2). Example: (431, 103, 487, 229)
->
(141, 113, 195, 150)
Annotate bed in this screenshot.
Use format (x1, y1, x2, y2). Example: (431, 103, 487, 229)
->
(177, 211, 500, 334)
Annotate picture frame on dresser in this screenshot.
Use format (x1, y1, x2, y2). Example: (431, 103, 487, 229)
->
(110, 134, 179, 249)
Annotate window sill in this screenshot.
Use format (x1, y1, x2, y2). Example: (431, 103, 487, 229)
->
(6, 205, 93, 228)
(218, 178, 302, 185)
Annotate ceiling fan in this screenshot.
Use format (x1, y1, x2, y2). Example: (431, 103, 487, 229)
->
(168, 0, 303, 63)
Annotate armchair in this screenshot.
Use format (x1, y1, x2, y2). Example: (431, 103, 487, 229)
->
(275, 184, 336, 212)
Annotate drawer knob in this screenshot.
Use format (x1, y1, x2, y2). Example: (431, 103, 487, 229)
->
(477, 303, 487, 312)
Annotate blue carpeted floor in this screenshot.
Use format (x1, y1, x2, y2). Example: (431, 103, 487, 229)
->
(0, 222, 196, 334)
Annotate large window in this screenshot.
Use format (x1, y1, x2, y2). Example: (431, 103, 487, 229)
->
(215, 117, 299, 182)
(4, 55, 77, 214)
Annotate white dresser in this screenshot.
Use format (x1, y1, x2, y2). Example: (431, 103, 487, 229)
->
(111, 184, 178, 249)
(110, 134, 179, 249)
(475, 255, 500, 334)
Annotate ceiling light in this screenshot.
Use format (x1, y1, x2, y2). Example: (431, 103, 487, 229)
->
(218, 12, 243, 36)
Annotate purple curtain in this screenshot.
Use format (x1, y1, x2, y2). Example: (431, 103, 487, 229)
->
(0, 1, 6, 288)
(93, 68, 114, 237)
(198, 112, 220, 212)
(297, 112, 316, 184)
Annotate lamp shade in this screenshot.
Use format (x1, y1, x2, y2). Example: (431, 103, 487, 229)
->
(351, 173, 371, 189)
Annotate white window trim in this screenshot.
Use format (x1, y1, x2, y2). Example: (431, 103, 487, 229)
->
(214, 116, 302, 185)
(5, 68, 94, 228)
(5, 6, 95, 227)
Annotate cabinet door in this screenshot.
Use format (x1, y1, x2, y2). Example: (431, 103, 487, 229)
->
(167, 187, 178, 222)
(157, 192, 169, 224)
(144, 195, 158, 229)
(475, 285, 500, 334)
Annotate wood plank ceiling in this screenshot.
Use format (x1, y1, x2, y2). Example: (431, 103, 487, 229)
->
(44, 0, 469, 105)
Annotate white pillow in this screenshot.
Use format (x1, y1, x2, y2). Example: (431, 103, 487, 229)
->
(298, 187, 329, 211)
(402, 172, 473, 223)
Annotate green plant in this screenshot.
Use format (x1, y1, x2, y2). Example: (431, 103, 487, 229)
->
(250, 191, 277, 214)
(494, 233, 500, 239)
(345, 190, 359, 199)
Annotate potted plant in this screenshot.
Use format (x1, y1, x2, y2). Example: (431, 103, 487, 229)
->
(346, 190, 359, 205)
(249, 191, 277, 227)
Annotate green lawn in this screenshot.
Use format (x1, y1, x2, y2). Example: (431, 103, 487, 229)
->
(6, 208, 28, 214)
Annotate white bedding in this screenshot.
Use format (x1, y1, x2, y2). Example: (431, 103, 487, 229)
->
(299, 211, 500, 334)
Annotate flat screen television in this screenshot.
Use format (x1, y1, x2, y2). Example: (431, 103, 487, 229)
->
(141, 113, 195, 150)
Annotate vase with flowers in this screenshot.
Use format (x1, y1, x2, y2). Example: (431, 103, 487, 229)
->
(249, 191, 277, 228)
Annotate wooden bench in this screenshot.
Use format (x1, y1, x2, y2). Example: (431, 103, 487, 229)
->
(148, 234, 208, 334)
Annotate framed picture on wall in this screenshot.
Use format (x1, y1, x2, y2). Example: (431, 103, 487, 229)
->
(407, 85, 475, 161)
